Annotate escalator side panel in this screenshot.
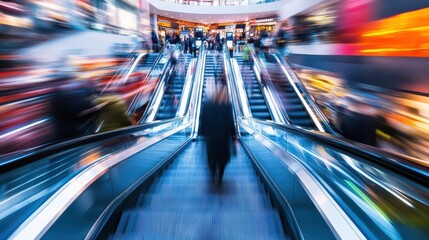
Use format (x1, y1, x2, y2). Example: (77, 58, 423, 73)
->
(156, 54, 192, 120)
(241, 135, 335, 239)
(235, 56, 272, 120)
(42, 134, 189, 240)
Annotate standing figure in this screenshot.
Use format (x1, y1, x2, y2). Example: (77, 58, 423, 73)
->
(151, 30, 159, 52)
(51, 74, 97, 141)
(200, 85, 235, 187)
(184, 36, 189, 54)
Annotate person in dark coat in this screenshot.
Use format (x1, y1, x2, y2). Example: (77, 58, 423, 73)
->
(151, 30, 159, 52)
(188, 35, 194, 55)
(165, 32, 172, 44)
(51, 74, 97, 141)
(183, 36, 189, 54)
(200, 85, 235, 187)
(215, 31, 221, 47)
(337, 102, 378, 147)
(176, 32, 181, 45)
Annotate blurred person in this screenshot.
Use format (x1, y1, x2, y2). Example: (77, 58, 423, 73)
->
(276, 23, 290, 56)
(151, 30, 159, 52)
(179, 53, 188, 79)
(51, 74, 97, 141)
(199, 85, 235, 187)
(242, 46, 253, 98)
(337, 99, 379, 147)
(242, 45, 250, 67)
(184, 36, 189, 54)
(248, 36, 255, 44)
(188, 34, 194, 55)
(170, 52, 178, 72)
(215, 31, 221, 49)
(93, 94, 133, 133)
(166, 32, 172, 43)
(174, 32, 181, 45)
(253, 36, 261, 56)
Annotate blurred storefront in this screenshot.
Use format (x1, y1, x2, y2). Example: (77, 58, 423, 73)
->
(247, 17, 276, 37)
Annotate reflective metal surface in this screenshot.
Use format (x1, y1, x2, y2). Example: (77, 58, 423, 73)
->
(240, 117, 429, 239)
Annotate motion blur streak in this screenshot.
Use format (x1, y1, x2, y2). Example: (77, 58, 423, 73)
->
(360, 7, 429, 57)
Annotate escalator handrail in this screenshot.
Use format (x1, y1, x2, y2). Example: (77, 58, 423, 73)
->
(225, 53, 306, 239)
(227, 53, 252, 118)
(138, 45, 182, 122)
(10, 120, 193, 240)
(190, 46, 206, 138)
(0, 116, 185, 174)
(223, 48, 245, 118)
(177, 57, 197, 117)
(248, 45, 290, 124)
(239, 116, 429, 187)
(242, 45, 286, 123)
(127, 42, 174, 115)
(100, 44, 148, 96)
(271, 54, 337, 134)
(222, 47, 245, 138)
(139, 60, 174, 122)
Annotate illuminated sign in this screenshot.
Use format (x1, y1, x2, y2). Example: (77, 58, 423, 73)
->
(158, 21, 171, 28)
(249, 18, 276, 24)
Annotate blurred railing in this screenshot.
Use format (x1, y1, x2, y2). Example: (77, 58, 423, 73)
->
(271, 53, 337, 134)
(225, 48, 429, 239)
(152, 0, 278, 6)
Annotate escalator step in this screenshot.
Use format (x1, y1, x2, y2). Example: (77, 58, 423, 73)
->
(114, 211, 284, 240)
(250, 105, 270, 112)
(253, 112, 272, 119)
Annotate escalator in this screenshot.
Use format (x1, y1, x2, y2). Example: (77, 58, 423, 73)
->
(108, 53, 287, 238)
(142, 53, 160, 68)
(111, 141, 286, 239)
(204, 53, 219, 95)
(268, 65, 314, 128)
(235, 55, 272, 120)
(156, 54, 192, 120)
(5, 48, 429, 240)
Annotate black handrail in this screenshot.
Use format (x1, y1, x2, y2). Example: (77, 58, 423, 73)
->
(0, 117, 184, 174)
(240, 116, 429, 187)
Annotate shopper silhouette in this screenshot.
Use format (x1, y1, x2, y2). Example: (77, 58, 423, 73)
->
(200, 85, 235, 187)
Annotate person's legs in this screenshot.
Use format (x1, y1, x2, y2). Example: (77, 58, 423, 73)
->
(206, 141, 216, 180)
(218, 162, 226, 186)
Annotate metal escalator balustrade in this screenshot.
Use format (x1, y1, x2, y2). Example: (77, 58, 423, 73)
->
(235, 55, 272, 120)
(238, 117, 429, 239)
(142, 53, 160, 68)
(2, 117, 189, 240)
(264, 54, 315, 129)
(94, 48, 290, 239)
(7, 46, 207, 239)
(155, 54, 193, 120)
(129, 44, 180, 123)
(111, 141, 286, 239)
(226, 50, 429, 239)
(228, 54, 429, 238)
(271, 52, 336, 133)
(272, 53, 335, 133)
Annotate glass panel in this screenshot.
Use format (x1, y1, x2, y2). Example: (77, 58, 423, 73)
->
(0, 118, 188, 238)
(241, 119, 429, 239)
